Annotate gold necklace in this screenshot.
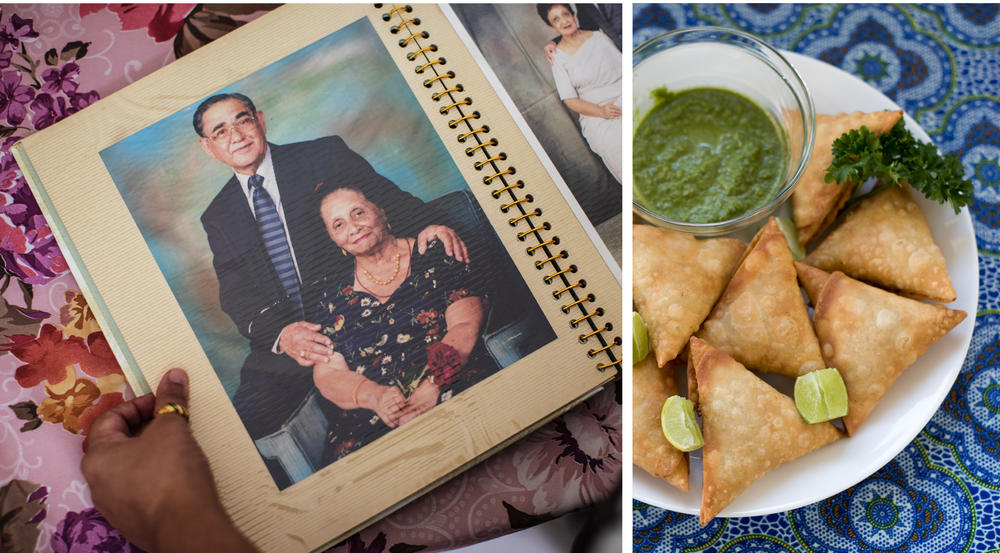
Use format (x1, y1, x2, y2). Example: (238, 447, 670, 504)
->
(359, 244, 401, 286)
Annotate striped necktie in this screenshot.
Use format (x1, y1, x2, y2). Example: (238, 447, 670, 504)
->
(248, 174, 303, 316)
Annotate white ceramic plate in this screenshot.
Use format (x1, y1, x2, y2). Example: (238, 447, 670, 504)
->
(632, 51, 980, 517)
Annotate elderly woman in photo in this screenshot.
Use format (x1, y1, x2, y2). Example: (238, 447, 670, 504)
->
(308, 183, 487, 461)
(539, 3, 622, 183)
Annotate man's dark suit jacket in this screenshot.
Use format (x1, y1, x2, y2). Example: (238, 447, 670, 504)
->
(201, 135, 434, 438)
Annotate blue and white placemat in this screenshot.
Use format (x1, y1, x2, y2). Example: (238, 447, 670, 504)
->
(633, 4, 1000, 552)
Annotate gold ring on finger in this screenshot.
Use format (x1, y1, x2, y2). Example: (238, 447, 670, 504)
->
(155, 403, 190, 423)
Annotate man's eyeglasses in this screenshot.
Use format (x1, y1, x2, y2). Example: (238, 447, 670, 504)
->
(209, 115, 257, 143)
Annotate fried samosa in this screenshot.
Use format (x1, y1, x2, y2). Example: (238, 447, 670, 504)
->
(633, 356, 689, 491)
(633, 225, 745, 366)
(690, 337, 841, 525)
(792, 110, 903, 245)
(812, 272, 966, 435)
(686, 337, 707, 413)
(696, 218, 825, 378)
(795, 262, 832, 306)
(805, 185, 956, 302)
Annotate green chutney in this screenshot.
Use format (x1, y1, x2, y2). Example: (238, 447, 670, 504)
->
(633, 87, 788, 223)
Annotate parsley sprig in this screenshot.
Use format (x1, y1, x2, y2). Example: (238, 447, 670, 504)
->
(824, 119, 974, 213)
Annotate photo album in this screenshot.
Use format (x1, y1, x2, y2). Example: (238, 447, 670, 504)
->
(11, 4, 621, 551)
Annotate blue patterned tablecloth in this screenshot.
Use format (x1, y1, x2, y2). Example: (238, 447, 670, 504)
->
(633, 4, 1000, 552)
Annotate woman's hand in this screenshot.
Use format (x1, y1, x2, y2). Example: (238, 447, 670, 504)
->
(82, 369, 257, 553)
(313, 354, 404, 426)
(598, 100, 622, 120)
(312, 351, 349, 395)
(398, 379, 441, 426)
(278, 321, 332, 366)
(543, 41, 557, 65)
(416, 225, 469, 264)
(372, 385, 406, 428)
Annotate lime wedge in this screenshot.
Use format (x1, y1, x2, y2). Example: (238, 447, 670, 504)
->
(794, 368, 849, 423)
(660, 395, 704, 451)
(776, 217, 806, 261)
(633, 311, 649, 364)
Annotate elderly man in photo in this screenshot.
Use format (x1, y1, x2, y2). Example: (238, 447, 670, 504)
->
(196, 93, 466, 444)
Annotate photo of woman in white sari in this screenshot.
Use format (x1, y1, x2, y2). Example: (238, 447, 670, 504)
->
(539, 3, 622, 183)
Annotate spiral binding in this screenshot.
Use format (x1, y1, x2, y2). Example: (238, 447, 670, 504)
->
(378, 4, 620, 372)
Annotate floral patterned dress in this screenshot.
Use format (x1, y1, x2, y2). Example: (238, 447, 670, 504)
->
(314, 238, 490, 461)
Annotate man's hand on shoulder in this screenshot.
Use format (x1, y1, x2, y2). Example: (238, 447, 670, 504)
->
(417, 226, 469, 264)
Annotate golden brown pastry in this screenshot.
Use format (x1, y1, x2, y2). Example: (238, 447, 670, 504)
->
(795, 262, 832, 306)
(696, 218, 825, 378)
(633, 356, 689, 491)
(805, 185, 956, 302)
(686, 334, 710, 413)
(632, 225, 745, 366)
(812, 272, 966, 435)
(792, 110, 903, 245)
(691, 337, 842, 525)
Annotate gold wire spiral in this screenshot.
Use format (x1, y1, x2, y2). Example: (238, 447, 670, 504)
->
(561, 293, 595, 313)
(588, 338, 620, 357)
(492, 181, 524, 197)
(448, 112, 479, 128)
(432, 85, 462, 100)
(527, 238, 557, 254)
(533, 251, 566, 269)
(386, 6, 410, 18)
(570, 308, 602, 328)
(597, 359, 621, 370)
(553, 280, 582, 298)
(466, 139, 496, 156)
(457, 127, 488, 142)
(485, 168, 515, 184)
(394, 18, 419, 30)
(474, 154, 506, 169)
(500, 196, 531, 211)
(399, 30, 428, 47)
(423, 71, 454, 87)
(439, 98, 470, 113)
(508, 208, 540, 224)
(516, 223, 548, 239)
(544, 265, 576, 283)
(408, 44, 437, 60)
(416, 58, 445, 73)
(579, 323, 611, 342)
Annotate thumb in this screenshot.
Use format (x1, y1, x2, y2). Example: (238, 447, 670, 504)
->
(154, 368, 189, 417)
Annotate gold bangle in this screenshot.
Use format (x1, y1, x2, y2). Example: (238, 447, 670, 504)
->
(352, 378, 364, 407)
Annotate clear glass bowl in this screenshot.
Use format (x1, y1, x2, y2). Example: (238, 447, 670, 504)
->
(633, 27, 815, 238)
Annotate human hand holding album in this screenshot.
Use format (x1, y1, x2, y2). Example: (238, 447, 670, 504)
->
(82, 369, 257, 553)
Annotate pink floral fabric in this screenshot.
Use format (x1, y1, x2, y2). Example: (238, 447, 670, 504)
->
(0, 5, 622, 552)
